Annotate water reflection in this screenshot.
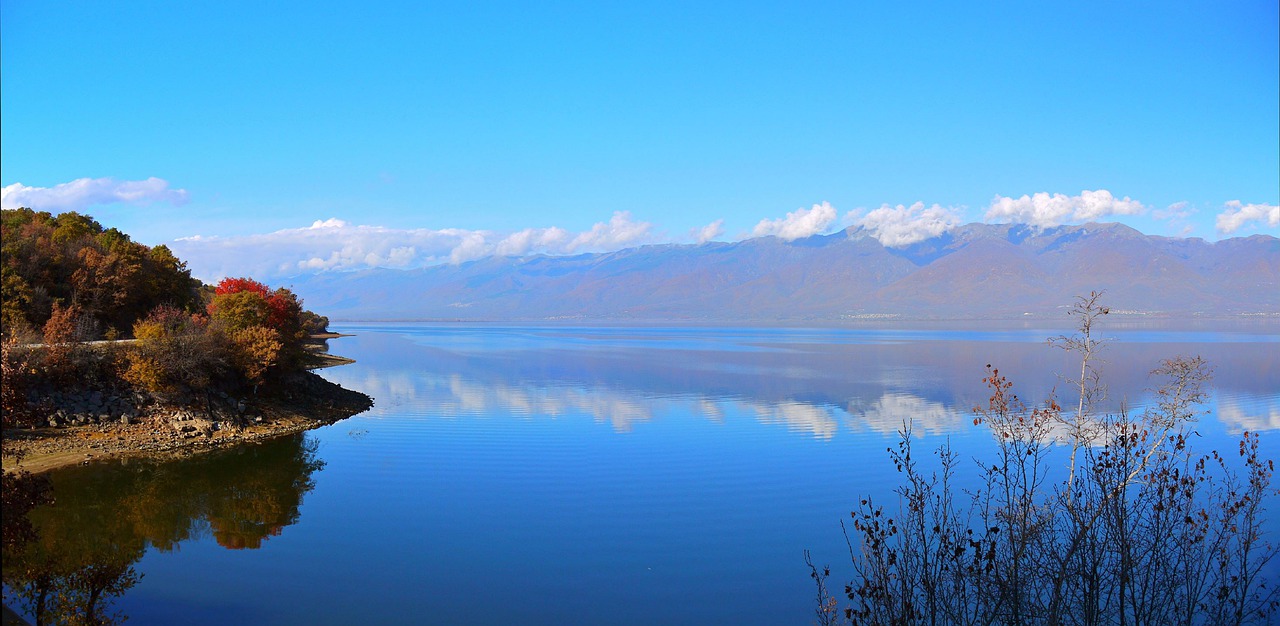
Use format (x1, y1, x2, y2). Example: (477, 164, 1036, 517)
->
(1218, 394, 1280, 434)
(850, 392, 967, 436)
(5, 326, 1275, 625)
(3, 434, 323, 623)
(748, 400, 841, 439)
(328, 327, 1280, 439)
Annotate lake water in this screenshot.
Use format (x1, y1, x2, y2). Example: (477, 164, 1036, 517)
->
(7, 323, 1280, 624)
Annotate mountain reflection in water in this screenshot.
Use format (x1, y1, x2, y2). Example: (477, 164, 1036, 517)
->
(332, 325, 1280, 439)
(3, 434, 323, 623)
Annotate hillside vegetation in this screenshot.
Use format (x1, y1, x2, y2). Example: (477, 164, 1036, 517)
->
(1, 208, 203, 338)
(1, 208, 338, 426)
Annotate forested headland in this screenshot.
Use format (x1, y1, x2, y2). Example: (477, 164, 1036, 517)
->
(1, 207, 372, 471)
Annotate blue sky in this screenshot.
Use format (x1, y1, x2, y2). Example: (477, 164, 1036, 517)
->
(2, 1, 1277, 280)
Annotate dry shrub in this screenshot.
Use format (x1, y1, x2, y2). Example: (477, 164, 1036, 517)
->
(815, 293, 1278, 626)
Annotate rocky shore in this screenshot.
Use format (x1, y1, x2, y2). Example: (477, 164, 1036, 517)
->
(2, 369, 372, 474)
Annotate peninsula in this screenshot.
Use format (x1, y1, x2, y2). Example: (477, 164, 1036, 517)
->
(1, 208, 373, 474)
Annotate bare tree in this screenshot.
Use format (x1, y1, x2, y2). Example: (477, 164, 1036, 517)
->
(817, 295, 1278, 626)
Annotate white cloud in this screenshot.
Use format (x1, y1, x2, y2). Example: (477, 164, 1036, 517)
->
(1153, 201, 1193, 221)
(567, 211, 653, 252)
(1216, 201, 1280, 235)
(171, 221, 482, 280)
(1149, 202, 1199, 237)
(386, 246, 417, 265)
(448, 231, 492, 264)
(1, 177, 189, 211)
(169, 212, 656, 281)
(493, 227, 571, 256)
(309, 218, 349, 229)
(752, 202, 837, 241)
(985, 190, 1146, 228)
(165, 192, 1270, 283)
(691, 219, 724, 244)
(858, 202, 962, 247)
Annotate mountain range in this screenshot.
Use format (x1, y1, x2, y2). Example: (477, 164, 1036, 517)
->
(285, 222, 1280, 321)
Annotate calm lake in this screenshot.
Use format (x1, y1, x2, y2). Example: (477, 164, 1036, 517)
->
(8, 323, 1280, 624)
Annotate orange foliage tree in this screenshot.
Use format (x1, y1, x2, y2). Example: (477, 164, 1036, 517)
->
(40, 303, 93, 382)
(229, 326, 283, 392)
(124, 306, 225, 393)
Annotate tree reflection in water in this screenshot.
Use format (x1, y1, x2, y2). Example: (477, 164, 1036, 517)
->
(3, 434, 324, 624)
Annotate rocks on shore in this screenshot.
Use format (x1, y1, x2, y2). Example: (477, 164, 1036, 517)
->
(5, 371, 374, 474)
(27, 388, 268, 435)
(34, 389, 147, 428)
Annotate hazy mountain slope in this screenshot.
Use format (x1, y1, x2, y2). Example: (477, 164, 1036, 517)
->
(872, 235, 1052, 316)
(286, 223, 1279, 321)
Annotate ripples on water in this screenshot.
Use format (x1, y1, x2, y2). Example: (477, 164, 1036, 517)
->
(6, 323, 1278, 625)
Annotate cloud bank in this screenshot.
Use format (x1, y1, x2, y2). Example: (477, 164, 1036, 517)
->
(752, 202, 837, 241)
(985, 190, 1146, 228)
(157, 191, 1273, 282)
(858, 202, 963, 247)
(170, 212, 654, 281)
(1216, 201, 1280, 235)
(1, 177, 189, 211)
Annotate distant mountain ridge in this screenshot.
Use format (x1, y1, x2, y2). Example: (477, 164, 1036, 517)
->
(286, 222, 1280, 321)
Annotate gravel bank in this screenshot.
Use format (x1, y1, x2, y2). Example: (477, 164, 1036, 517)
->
(2, 370, 372, 474)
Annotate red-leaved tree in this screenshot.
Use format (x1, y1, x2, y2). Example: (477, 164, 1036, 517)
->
(207, 278, 309, 387)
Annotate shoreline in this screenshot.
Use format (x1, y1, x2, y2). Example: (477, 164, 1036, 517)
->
(306, 350, 357, 369)
(2, 366, 372, 475)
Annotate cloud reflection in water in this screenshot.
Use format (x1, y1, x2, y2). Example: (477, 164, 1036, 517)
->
(340, 366, 985, 440)
(1218, 395, 1280, 434)
(323, 326, 1280, 441)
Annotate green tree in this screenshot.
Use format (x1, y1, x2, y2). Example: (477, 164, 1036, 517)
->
(1, 265, 34, 337)
(50, 212, 102, 246)
(208, 290, 272, 333)
(142, 244, 199, 313)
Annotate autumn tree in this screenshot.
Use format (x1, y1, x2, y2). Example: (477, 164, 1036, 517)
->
(124, 306, 225, 393)
(1, 337, 40, 429)
(2, 211, 329, 394)
(71, 245, 140, 334)
(1, 265, 35, 337)
(211, 279, 304, 337)
(1, 208, 201, 340)
(204, 277, 316, 390)
(208, 289, 273, 332)
(298, 310, 330, 336)
(207, 277, 309, 376)
(142, 244, 200, 313)
(39, 303, 95, 382)
(229, 326, 283, 393)
(50, 212, 101, 246)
